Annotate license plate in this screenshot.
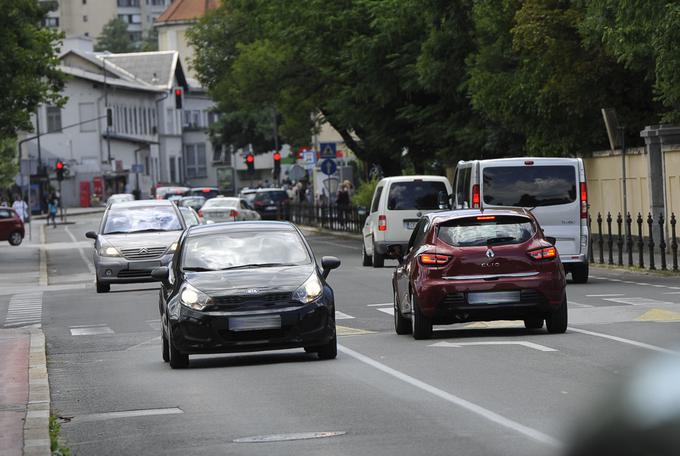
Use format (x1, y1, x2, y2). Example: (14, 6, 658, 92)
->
(404, 220, 418, 230)
(129, 260, 160, 270)
(229, 315, 281, 331)
(266, 205, 277, 210)
(467, 291, 521, 305)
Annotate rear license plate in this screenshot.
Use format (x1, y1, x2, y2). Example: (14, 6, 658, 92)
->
(404, 219, 419, 230)
(129, 260, 160, 270)
(266, 205, 277, 210)
(229, 315, 281, 331)
(467, 291, 521, 305)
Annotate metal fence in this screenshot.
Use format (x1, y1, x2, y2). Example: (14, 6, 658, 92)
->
(279, 203, 367, 234)
(589, 212, 678, 272)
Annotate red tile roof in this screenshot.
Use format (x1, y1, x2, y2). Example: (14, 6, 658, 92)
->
(156, 0, 220, 24)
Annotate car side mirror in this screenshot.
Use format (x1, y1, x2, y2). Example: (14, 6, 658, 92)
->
(386, 244, 404, 264)
(151, 266, 170, 286)
(438, 191, 451, 210)
(85, 231, 98, 240)
(545, 236, 557, 246)
(321, 256, 341, 279)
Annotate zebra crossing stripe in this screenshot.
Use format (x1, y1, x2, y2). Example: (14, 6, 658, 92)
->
(4, 292, 43, 328)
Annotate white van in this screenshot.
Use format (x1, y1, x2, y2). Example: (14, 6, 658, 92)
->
(362, 175, 452, 267)
(452, 157, 590, 282)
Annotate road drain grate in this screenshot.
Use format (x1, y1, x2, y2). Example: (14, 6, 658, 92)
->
(234, 431, 346, 443)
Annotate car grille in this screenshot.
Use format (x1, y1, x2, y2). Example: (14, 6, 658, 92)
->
(214, 292, 292, 306)
(117, 270, 152, 278)
(120, 246, 167, 260)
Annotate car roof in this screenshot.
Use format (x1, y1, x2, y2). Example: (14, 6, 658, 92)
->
(428, 208, 533, 223)
(458, 157, 580, 166)
(377, 175, 449, 184)
(187, 221, 296, 236)
(107, 200, 175, 209)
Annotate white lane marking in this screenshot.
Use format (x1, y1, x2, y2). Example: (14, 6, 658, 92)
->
(652, 284, 667, 288)
(663, 292, 680, 295)
(567, 327, 679, 356)
(367, 303, 393, 307)
(64, 226, 96, 275)
(586, 294, 625, 297)
(430, 341, 557, 352)
(568, 301, 592, 308)
(39, 223, 47, 286)
(70, 326, 114, 336)
(338, 344, 561, 447)
(126, 336, 161, 351)
(4, 292, 43, 328)
(69, 324, 109, 328)
(603, 297, 674, 306)
(71, 407, 183, 423)
(335, 311, 355, 320)
(377, 307, 394, 316)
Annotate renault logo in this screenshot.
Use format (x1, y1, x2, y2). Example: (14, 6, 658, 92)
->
(485, 249, 495, 259)
(138, 247, 149, 255)
(246, 289, 259, 295)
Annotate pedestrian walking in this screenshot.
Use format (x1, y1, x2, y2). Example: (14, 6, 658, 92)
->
(48, 197, 58, 228)
(336, 184, 350, 227)
(11, 195, 29, 223)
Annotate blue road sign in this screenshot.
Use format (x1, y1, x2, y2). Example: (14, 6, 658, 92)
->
(131, 164, 144, 173)
(320, 158, 337, 176)
(319, 142, 337, 159)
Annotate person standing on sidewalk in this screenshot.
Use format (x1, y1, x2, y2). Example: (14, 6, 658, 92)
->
(11, 195, 29, 223)
(48, 196, 58, 228)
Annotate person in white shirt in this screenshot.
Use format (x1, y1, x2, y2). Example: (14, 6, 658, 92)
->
(11, 195, 29, 222)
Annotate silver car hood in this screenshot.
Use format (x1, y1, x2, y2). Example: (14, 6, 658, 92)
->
(100, 231, 182, 249)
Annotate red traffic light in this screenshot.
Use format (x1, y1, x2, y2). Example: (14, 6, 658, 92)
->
(175, 88, 182, 96)
(273, 152, 281, 161)
(246, 154, 254, 163)
(56, 161, 64, 170)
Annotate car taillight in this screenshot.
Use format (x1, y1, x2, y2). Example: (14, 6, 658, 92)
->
(580, 182, 588, 219)
(378, 215, 387, 231)
(419, 254, 451, 265)
(472, 184, 480, 208)
(229, 209, 239, 218)
(528, 246, 557, 260)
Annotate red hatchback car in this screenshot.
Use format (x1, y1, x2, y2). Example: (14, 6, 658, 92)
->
(389, 208, 567, 339)
(0, 207, 25, 246)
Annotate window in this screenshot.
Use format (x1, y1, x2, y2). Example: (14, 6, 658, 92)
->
(166, 108, 174, 134)
(42, 17, 59, 27)
(82, 0, 86, 4)
(83, 15, 87, 22)
(46, 106, 62, 133)
(145, 157, 150, 176)
(182, 110, 191, 127)
(143, 108, 148, 135)
(151, 0, 165, 5)
(185, 144, 207, 178)
(482, 165, 577, 207)
(370, 186, 383, 213)
(438, 216, 535, 247)
(79, 103, 96, 132)
(169, 157, 176, 183)
(133, 108, 138, 135)
(455, 167, 471, 208)
(0, 209, 12, 219)
(117, 0, 139, 6)
(123, 107, 129, 134)
(192, 110, 202, 128)
(207, 112, 220, 126)
(131, 14, 141, 24)
(387, 181, 447, 210)
(212, 145, 222, 162)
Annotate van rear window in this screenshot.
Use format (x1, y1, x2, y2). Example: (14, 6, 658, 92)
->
(483, 166, 576, 207)
(387, 181, 447, 210)
(438, 215, 535, 247)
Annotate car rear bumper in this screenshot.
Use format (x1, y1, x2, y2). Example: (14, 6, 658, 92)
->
(559, 253, 587, 264)
(167, 299, 336, 355)
(95, 254, 173, 284)
(374, 241, 408, 255)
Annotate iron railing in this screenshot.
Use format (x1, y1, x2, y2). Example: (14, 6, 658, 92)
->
(272, 203, 367, 234)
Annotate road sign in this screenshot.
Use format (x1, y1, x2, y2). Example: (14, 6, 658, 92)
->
(302, 150, 316, 164)
(319, 142, 337, 159)
(320, 158, 337, 176)
(131, 164, 144, 173)
(289, 165, 306, 181)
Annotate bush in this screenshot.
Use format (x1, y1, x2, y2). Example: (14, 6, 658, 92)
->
(352, 178, 378, 208)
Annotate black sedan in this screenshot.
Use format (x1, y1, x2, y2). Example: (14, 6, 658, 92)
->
(152, 221, 341, 368)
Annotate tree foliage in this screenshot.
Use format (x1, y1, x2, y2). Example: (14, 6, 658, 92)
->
(0, 137, 18, 189)
(95, 18, 134, 53)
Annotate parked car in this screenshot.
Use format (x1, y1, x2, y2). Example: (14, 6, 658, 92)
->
(156, 186, 190, 200)
(362, 175, 452, 268)
(106, 193, 135, 206)
(199, 197, 261, 223)
(152, 221, 341, 368)
(388, 208, 567, 339)
(179, 196, 206, 213)
(85, 200, 186, 293)
(179, 206, 202, 227)
(252, 188, 290, 220)
(0, 207, 25, 246)
(452, 157, 590, 282)
(187, 187, 220, 199)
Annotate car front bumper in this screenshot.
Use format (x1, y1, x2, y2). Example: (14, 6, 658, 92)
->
(95, 253, 173, 284)
(167, 299, 336, 355)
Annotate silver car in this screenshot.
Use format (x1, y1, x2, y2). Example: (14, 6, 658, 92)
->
(200, 197, 261, 223)
(86, 200, 186, 293)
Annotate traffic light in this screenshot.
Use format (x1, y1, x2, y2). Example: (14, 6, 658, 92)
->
(273, 152, 281, 179)
(245, 153, 255, 173)
(174, 88, 183, 109)
(106, 108, 113, 127)
(56, 160, 65, 181)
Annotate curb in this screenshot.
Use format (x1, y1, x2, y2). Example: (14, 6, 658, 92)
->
(24, 329, 51, 456)
(299, 225, 363, 241)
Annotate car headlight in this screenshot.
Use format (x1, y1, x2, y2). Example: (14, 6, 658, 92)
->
(179, 283, 212, 311)
(292, 273, 323, 304)
(167, 242, 178, 254)
(98, 241, 121, 257)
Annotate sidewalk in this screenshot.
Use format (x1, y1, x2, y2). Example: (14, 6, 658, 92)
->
(32, 206, 105, 221)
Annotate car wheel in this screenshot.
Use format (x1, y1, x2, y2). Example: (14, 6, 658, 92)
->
(394, 290, 412, 335)
(169, 336, 189, 369)
(161, 327, 169, 363)
(8, 231, 23, 246)
(411, 294, 432, 340)
(371, 239, 384, 268)
(316, 336, 337, 360)
(362, 243, 373, 266)
(524, 317, 544, 329)
(96, 278, 110, 293)
(571, 263, 589, 284)
(546, 296, 568, 334)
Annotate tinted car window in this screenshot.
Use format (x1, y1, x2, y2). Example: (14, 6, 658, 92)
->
(183, 230, 311, 270)
(438, 215, 535, 247)
(408, 219, 429, 251)
(387, 181, 448, 210)
(254, 191, 288, 203)
(103, 206, 183, 234)
(483, 166, 576, 207)
(456, 167, 471, 208)
(370, 186, 383, 213)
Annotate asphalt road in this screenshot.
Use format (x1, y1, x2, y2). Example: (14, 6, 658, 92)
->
(3, 214, 680, 455)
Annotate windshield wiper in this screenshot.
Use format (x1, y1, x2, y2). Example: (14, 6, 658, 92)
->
(219, 262, 297, 270)
(127, 228, 172, 233)
(486, 236, 516, 245)
(183, 267, 218, 272)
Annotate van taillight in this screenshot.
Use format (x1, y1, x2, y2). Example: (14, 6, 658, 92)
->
(378, 215, 387, 231)
(472, 184, 480, 208)
(580, 182, 588, 219)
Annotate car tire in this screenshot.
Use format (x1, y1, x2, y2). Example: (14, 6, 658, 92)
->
(161, 328, 170, 363)
(169, 337, 189, 369)
(316, 336, 337, 360)
(362, 243, 373, 266)
(96, 278, 110, 293)
(571, 263, 589, 284)
(411, 294, 432, 340)
(394, 290, 412, 335)
(546, 297, 568, 334)
(8, 231, 23, 246)
(371, 239, 384, 268)
(524, 317, 544, 329)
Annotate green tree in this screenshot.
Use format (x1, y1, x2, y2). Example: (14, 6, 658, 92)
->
(141, 28, 159, 52)
(0, 137, 18, 189)
(95, 18, 134, 53)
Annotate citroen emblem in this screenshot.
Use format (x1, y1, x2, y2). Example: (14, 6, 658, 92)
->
(246, 288, 259, 295)
(485, 249, 495, 259)
(139, 247, 149, 255)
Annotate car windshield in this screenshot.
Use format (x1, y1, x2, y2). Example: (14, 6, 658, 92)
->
(387, 181, 447, 210)
(203, 198, 239, 208)
(482, 165, 577, 207)
(102, 206, 183, 234)
(438, 215, 535, 247)
(182, 230, 311, 271)
(254, 191, 288, 202)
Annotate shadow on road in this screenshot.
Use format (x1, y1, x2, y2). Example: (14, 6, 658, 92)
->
(185, 350, 322, 369)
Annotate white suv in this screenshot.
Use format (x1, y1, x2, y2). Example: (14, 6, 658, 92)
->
(362, 175, 452, 267)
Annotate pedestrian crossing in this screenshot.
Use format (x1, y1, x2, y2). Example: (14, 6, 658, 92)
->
(4, 292, 43, 328)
